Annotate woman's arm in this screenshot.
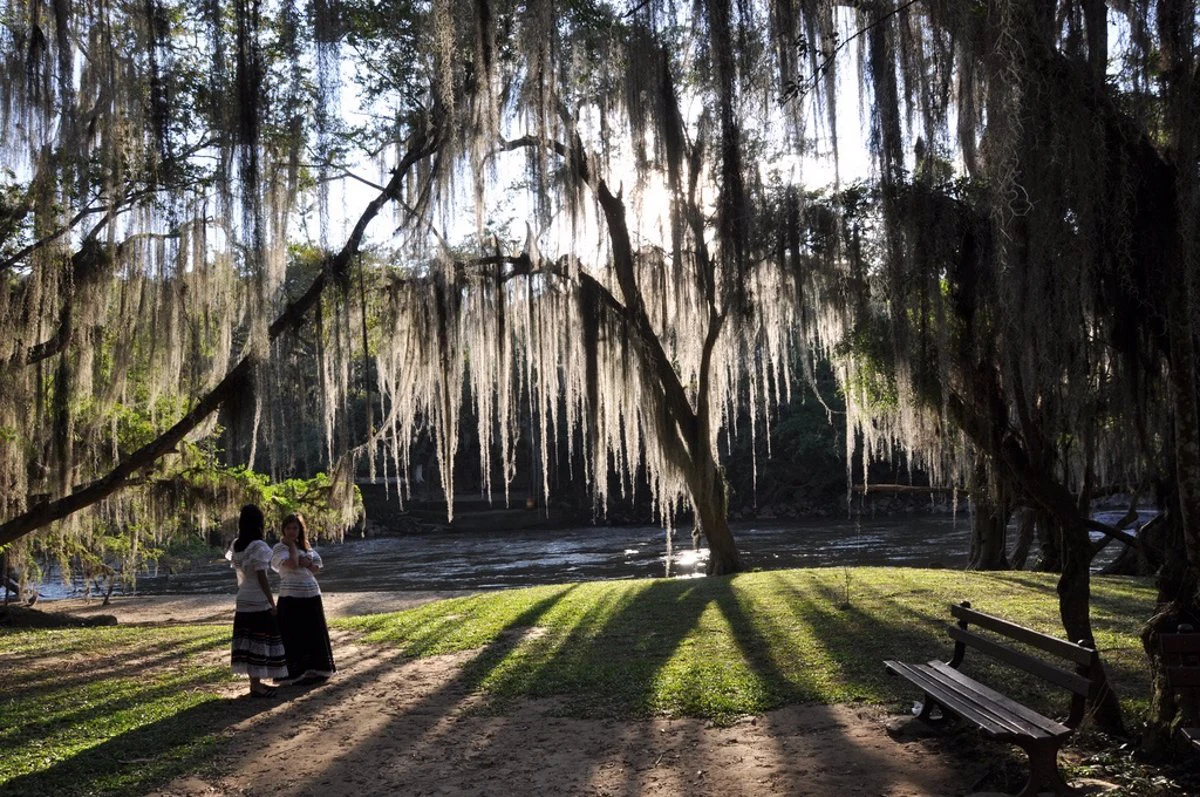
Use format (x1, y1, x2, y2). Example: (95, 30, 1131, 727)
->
(256, 569, 277, 613)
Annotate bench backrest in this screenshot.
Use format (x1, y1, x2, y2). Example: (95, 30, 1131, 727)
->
(948, 601, 1099, 727)
(1160, 631, 1200, 690)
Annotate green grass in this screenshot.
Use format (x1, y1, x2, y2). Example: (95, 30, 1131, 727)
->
(0, 625, 236, 797)
(0, 568, 1162, 795)
(337, 567, 1159, 722)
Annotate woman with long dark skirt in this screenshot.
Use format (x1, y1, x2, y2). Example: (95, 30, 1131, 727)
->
(271, 513, 336, 684)
(227, 504, 288, 697)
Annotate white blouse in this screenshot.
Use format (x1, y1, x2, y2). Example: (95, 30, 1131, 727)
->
(227, 539, 274, 612)
(271, 543, 324, 599)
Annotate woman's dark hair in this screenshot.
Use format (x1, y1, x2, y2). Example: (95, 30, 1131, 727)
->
(281, 513, 311, 551)
(233, 504, 265, 552)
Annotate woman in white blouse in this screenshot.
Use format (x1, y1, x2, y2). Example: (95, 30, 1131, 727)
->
(271, 513, 336, 684)
(227, 504, 288, 697)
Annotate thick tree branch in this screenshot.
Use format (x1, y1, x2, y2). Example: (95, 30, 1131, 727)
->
(0, 125, 442, 546)
(0, 205, 100, 274)
(1086, 518, 1140, 549)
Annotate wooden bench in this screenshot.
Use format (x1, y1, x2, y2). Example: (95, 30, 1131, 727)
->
(1160, 629, 1200, 751)
(884, 601, 1099, 797)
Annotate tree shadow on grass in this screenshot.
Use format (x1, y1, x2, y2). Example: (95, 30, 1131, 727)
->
(450, 578, 732, 718)
(0, 614, 482, 797)
(1, 629, 228, 696)
(978, 570, 1156, 625)
(0, 691, 272, 797)
(0, 623, 248, 797)
(774, 573, 950, 699)
(229, 585, 589, 791)
(294, 574, 983, 796)
(223, 579, 723, 795)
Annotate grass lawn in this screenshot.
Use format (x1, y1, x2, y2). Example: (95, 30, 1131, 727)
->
(338, 567, 1158, 722)
(0, 568, 1162, 796)
(0, 624, 236, 797)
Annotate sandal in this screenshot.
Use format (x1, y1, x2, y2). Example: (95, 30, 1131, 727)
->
(249, 686, 277, 699)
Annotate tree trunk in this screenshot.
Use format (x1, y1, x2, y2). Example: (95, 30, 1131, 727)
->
(967, 503, 1010, 570)
(592, 175, 742, 577)
(947, 387, 1125, 734)
(1034, 508, 1062, 572)
(689, 455, 740, 576)
(967, 462, 1011, 570)
(1056, 514, 1126, 735)
(1010, 506, 1036, 570)
(1142, 7, 1200, 754)
(1141, 500, 1200, 756)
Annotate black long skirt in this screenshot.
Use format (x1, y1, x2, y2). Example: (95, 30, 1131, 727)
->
(276, 595, 336, 680)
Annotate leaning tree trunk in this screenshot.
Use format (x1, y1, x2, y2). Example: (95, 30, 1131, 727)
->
(1100, 515, 1165, 577)
(966, 392, 1127, 735)
(0, 128, 442, 547)
(592, 173, 743, 577)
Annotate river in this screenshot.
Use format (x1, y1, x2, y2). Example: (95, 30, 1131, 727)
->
(28, 509, 1149, 600)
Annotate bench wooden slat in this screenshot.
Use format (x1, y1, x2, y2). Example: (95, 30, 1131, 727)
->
(947, 626, 1092, 696)
(885, 660, 1031, 738)
(951, 604, 1095, 666)
(1165, 665, 1200, 688)
(886, 659, 1069, 739)
(923, 660, 1072, 738)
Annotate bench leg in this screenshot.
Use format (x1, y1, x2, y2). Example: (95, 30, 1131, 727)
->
(916, 693, 952, 726)
(1011, 738, 1073, 797)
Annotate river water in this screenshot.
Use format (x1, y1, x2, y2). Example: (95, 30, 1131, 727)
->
(31, 510, 1149, 600)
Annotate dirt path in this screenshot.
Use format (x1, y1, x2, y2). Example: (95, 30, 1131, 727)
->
(42, 594, 1069, 796)
(143, 634, 974, 797)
